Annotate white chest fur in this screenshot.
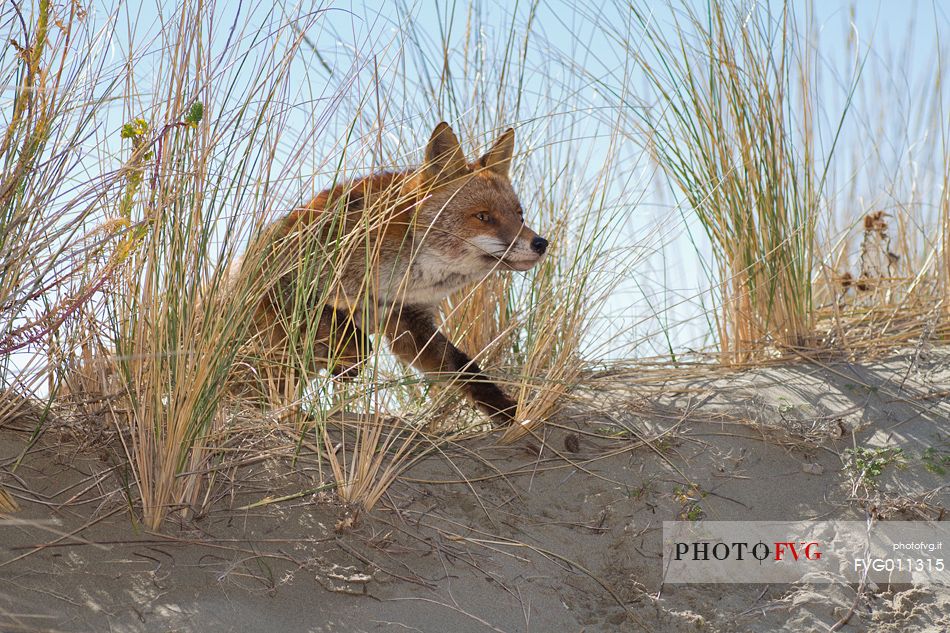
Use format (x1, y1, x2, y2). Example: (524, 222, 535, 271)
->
(399, 251, 483, 306)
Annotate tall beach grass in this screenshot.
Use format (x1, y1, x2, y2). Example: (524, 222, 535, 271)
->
(1, 0, 948, 529)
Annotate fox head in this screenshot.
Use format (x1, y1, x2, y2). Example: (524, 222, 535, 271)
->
(413, 123, 547, 275)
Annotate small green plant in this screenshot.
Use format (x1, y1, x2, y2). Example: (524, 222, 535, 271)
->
(120, 117, 150, 142)
(921, 446, 950, 476)
(628, 481, 655, 502)
(682, 504, 705, 522)
(673, 483, 706, 521)
(777, 398, 796, 415)
(843, 446, 905, 489)
(184, 102, 204, 128)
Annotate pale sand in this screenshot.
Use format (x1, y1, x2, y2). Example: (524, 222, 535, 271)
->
(1, 349, 948, 632)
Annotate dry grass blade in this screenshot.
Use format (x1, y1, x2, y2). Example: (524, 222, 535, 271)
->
(0, 487, 19, 513)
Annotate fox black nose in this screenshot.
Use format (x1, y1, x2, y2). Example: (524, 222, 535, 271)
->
(530, 236, 548, 255)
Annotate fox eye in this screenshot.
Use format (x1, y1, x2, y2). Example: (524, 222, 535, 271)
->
(475, 212, 491, 223)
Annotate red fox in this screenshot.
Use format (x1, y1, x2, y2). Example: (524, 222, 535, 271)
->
(238, 122, 547, 424)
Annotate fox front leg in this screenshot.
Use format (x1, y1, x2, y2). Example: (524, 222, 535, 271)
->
(385, 306, 517, 425)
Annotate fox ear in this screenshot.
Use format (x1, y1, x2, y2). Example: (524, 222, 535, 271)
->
(476, 128, 515, 178)
(424, 122, 468, 183)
